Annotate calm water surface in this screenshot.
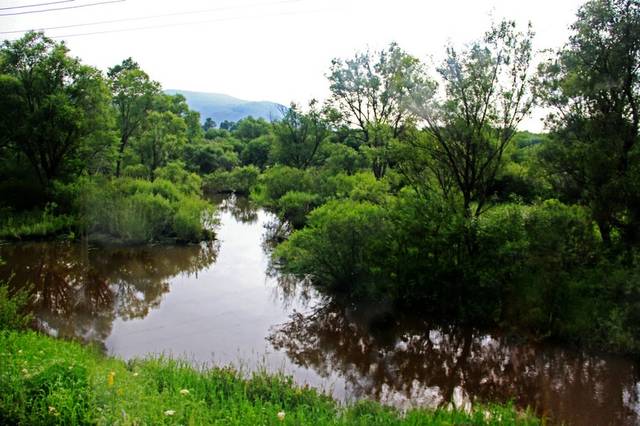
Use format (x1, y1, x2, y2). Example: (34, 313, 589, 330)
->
(1, 196, 639, 426)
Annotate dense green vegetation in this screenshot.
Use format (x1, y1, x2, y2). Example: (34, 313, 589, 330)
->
(0, 34, 212, 243)
(0, 0, 639, 420)
(0, 283, 538, 425)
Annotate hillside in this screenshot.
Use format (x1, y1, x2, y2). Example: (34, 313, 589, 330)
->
(165, 89, 285, 124)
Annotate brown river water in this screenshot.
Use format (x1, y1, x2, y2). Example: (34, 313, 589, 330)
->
(1, 196, 639, 425)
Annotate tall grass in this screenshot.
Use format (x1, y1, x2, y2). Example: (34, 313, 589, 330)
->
(0, 204, 75, 241)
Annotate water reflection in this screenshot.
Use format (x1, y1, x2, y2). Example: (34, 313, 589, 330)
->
(215, 194, 259, 224)
(0, 241, 218, 350)
(268, 301, 640, 425)
(0, 195, 638, 426)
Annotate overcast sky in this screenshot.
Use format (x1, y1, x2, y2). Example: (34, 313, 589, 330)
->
(1, 0, 587, 131)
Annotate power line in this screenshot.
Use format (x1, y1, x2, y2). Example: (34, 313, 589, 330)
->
(41, 7, 324, 39)
(0, 0, 124, 16)
(0, 0, 74, 11)
(0, 0, 301, 34)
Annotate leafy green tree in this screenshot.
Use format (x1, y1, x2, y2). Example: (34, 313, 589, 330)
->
(203, 117, 216, 131)
(108, 58, 160, 177)
(240, 134, 272, 169)
(0, 32, 113, 187)
(271, 101, 329, 169)
(157, 93, 202, 142)
(133, 111, 188, 178)
(183, 141, 239, 174)
(328, 43, 432, 178)
(219, 120, 236, 131)
(537, 0, 640, 247)
(232, 116, 271, 140)
(411, 20, 535, 218)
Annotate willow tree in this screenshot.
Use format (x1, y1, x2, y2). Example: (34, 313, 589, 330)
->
(327, 43, 433, 179)
(411, 20, 535, 218)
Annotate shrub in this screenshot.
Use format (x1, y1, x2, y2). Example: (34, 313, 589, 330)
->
(251, 166, 315, 206)
(276, 200, 390, 297)
(78, 174, 212, 243)
(277, 191, 321, 228)
(204, 165, 260, 194)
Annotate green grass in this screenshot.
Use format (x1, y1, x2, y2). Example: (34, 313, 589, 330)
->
(0, 209, 75, 241)
(0, 330, 541, 425)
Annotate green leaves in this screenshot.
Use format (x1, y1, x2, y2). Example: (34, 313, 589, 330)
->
(0, 32, 113, 186)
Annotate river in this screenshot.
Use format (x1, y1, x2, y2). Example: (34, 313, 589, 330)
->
(0, 195, 638, 425)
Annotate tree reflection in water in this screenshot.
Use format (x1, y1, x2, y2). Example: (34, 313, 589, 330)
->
(268, 301, 640, 425)
(0, 240, 218, 351)
(216, 194, 259, 224)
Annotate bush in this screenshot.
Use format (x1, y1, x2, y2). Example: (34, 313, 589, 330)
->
(204, 165, 260, 194)
(277, 191, 321, 228)
(252, 166, 315, 206)
(77, 173, 212, 244)
(276, 199, 391, 297)
(321, 143, 369, 174)
(172, 196, 210, 241)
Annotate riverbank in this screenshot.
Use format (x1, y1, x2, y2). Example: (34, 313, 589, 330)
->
(0, 330, 539, 425)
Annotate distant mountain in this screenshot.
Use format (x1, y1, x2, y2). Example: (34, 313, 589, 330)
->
(165, 89, 285, 124)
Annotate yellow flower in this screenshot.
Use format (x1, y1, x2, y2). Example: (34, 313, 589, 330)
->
(107, 371, 115, 386)
(164, 410, 176, 416)
(180, 389, 190, 396)
(277, 411, 285, 421)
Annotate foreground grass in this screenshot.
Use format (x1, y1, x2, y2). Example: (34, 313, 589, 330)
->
(0, 331, 541, 425)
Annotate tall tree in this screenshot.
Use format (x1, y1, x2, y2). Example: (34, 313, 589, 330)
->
(271, 101, 329, 169)
(537, 0, 640, 247)
(108, 58, 160, 177)
(134, 111, 187, 178)
(0, 32, 113, 187)
(327, 43, 432, 179)
(203, 117, 216, 131)
(411, 20, 535, 218)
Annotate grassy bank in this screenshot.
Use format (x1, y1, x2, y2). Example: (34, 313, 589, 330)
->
(0, 331, 539, 425)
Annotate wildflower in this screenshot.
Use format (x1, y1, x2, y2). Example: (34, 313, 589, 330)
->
(108, 371, 115, 386)
(17, 350, 22, 354)
(180, 389, 190, 396)
(133, 372, 139, 377)
(164, 410, 176, 416)
(277, 411, 285, 421)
